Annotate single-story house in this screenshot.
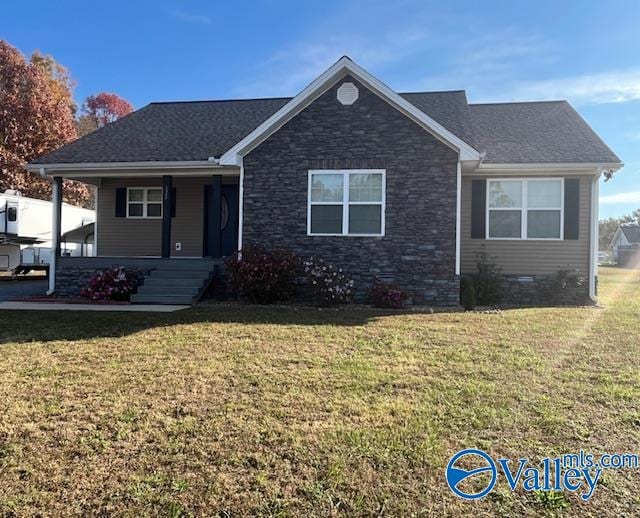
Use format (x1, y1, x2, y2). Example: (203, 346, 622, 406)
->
(27, 57, 622, 305)
(611, 224, 640, 267)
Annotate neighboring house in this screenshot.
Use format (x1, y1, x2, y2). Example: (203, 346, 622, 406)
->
(26, 57, 622, 304)
(0, 190, 95, 271)
(610, 224, 640, 267)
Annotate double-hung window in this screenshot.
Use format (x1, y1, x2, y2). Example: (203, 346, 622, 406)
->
(127, 187, 163, 218)
(308, 170, 385, 236)
(487, 178, 563, 239)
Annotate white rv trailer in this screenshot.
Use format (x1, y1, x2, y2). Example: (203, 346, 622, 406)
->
(0, 190, 95, 271)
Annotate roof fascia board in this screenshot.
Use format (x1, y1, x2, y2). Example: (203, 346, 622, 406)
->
(610, 227, 622, 248)
(472, 162, 623, 174)
(219, 57, 480, 165)
(220, 66, 349, 166)
(36, 170, 241, 180)
(26, 160, 234, 173)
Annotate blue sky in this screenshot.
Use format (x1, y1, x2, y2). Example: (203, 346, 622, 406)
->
(4, 0, 640, 218)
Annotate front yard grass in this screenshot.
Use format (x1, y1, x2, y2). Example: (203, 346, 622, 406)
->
(0, 267, 639, 516)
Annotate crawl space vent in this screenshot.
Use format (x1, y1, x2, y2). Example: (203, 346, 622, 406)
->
(337, 82, 359, 105)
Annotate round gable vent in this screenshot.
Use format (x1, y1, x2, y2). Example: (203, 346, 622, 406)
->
(337, 82, 359, 105)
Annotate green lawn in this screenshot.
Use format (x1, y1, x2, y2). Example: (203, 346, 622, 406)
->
(0, 267, 639, 516)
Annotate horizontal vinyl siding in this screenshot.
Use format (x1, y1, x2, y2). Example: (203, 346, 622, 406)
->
(97, 177, 238, 257)
(461, 174, 592, 275)
(98, 178, 162, 256)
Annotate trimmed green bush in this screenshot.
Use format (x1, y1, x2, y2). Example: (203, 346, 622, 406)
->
(460, 276, 477, 310)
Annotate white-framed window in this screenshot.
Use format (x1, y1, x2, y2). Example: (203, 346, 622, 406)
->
(487, 178, 564, 240)
(308, 169, 385, 236)
(127, 187, 163, 218)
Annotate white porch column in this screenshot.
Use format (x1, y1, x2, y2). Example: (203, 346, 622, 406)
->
(48, 176, 63, 295)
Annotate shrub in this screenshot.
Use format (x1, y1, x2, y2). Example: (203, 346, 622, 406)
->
(460, 276, 476, 310)
(303, 257, 354, 306)
(225, 245, 298, 304)
(472, 250, 503, 305)
(544, 269, 587, 305)
(370, 278, 405, 309)
(80, 267, 141, 301)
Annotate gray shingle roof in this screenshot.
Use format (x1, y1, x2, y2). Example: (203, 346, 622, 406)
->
(621, 225, 640, 244)
(30, 90, 620, 166)
(400, 90, 476, 145)
(31, 97, 291, 164)
(469, 101, 620, 164)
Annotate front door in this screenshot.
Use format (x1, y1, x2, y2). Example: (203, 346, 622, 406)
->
(203, 183, 239, 258)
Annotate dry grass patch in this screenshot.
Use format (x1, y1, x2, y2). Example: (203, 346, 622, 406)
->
(0, 267, 639, 516)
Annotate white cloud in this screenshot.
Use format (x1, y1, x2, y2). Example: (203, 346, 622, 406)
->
(415, 31, 555, 96)
(171, 11, 211, 24)
(415, 29, 640, 106)
(600, 191, 640, 204)
(506, 70, 640, 104)
(233, 29, 428, 98)
(451, 33, 552, 73)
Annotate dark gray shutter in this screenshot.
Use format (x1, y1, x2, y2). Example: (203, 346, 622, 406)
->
(115, 188, 127, 217)
(471, 179, 486, 239)
(171, 188, 177, 218)
(564, 178, 580, 240)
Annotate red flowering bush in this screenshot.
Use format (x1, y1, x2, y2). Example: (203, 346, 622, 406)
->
(303, 257, 354, 306)
(80, 267, 141, 301)
(370, 278, 406, 309)
(225, 246, 299, 304)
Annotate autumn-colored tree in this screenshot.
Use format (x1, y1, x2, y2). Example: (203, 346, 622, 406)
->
(77, 92, 133, 136)
(0, 40, 93, 207)
(31, 50, 77, 113)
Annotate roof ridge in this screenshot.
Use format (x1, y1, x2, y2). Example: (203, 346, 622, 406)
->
(470, 100, 568, 106)
(399, 89, 466, 95)
(149, 97, 293, 105)
(148, 90, 468, 106)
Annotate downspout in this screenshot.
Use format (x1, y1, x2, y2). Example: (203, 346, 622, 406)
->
(237, 158, 244, 257)
(455, 161, 461, 276)
(589, 173, 601, 302)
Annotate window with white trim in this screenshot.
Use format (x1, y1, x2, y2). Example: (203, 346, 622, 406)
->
(308, 170, 385, 236)
(487, 178, 563, 239)
(127, 187, 162, 218)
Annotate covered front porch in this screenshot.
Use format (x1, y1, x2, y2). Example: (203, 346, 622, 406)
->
(45, 168, 241, 297)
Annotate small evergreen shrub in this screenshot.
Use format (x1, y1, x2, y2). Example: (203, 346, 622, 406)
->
(472, 251, 503, 305)
(544, 269, 587, 305)
(460, 276, 477, 310)
(225, 245, 299, 304)
(303, 258, 354, 306)
(80, 267, 141, 301)
(370, 278, 406, 309)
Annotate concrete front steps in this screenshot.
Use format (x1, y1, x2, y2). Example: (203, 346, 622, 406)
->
(131, 260, 218, 305)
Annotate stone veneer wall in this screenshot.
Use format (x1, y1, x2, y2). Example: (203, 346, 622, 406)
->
(55, 257, 161, 297)
(242, 76, 460, 306)
(56, 266, 152, 298)
(493, 274, 591, 306)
